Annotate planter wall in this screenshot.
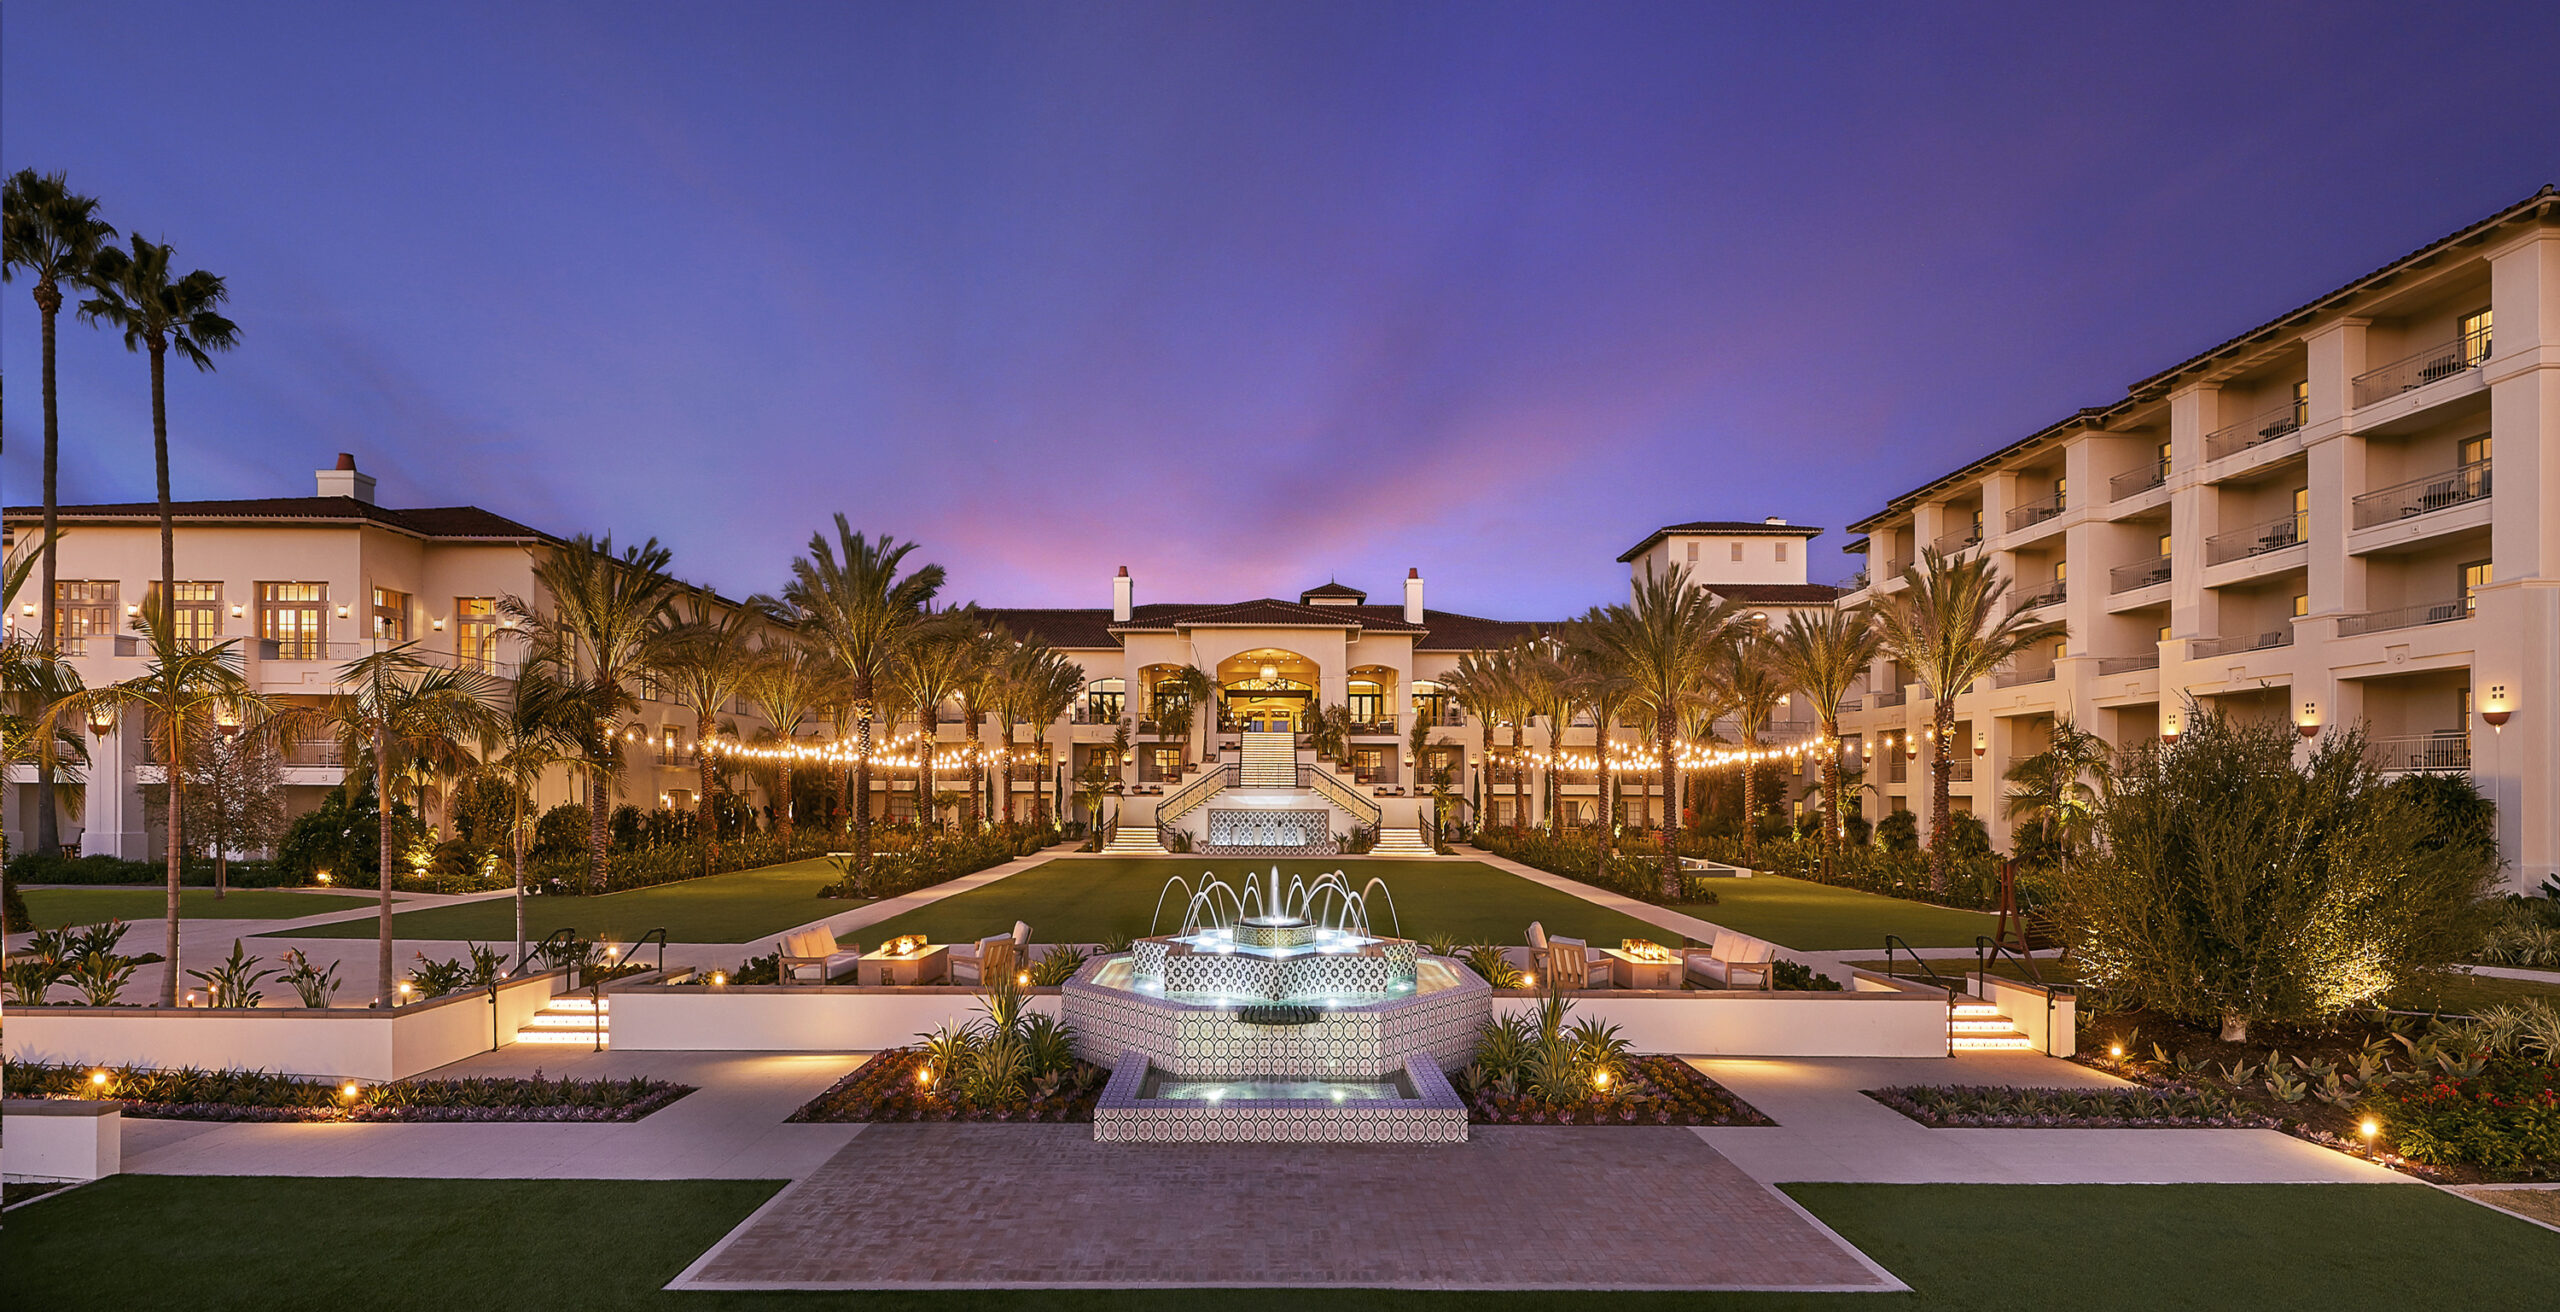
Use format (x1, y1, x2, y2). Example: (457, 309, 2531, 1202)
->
(1492, 988, 1948, 1058)
(2, 970, 564, 1081)
(608, 984, 1062, 1053)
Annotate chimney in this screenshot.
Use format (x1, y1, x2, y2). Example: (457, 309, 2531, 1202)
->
(1112, 566, 1133, 623)
(1403, 568, 1424, 625)
(1763, 516, 1787, 526)
(316, 452, 376, 504)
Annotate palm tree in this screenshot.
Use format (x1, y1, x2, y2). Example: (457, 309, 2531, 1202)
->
(1713, 632, 1789, 864)
(1561, 612, 1639, 869)
(1517, 640, 1581, 837)
(4, 171, 115, 858)
(3, 532, 89, 851)
(893, 612, 975, 832)
(2004, 718, 2111, 867)
(79, 236, 238, 700)
(47, 603, 265, 1005)
(737, 639, 827, 850)
(331, 644, 507, 1006)
(781, 518, 944, 878)
(1438, 647, 1515, 830)
(502, 535, 682, 892)
(1028, 648, 1085, 827)
(1767, 606, 1884, 880)
(475, 668, 587, 961)
(653, 591, 759, 871)
(947, 611, 1010, 834)
(1587, 564, 1747, 897)
(1874, 548, 2069, 891)
(1160, 664, 1216, 770)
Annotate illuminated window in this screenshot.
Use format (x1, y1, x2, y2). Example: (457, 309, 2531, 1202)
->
(2459, 434, 2490, 467)
(455, 597, 500, 671)
(371, 587, 409, 641)
(2158, 625, 2172, 642)
(54, 580, 116, 656)
(144, 582, 221, 648)
(259, 583, 328, 660)
(2293, 487, 2309, 542)
(1346, 679, 1386, 725)
(2158, 533, 2173, 558)
(2054, 475, 2068, 499)
(2461, 308, 2493, 366)
(2293, 593, 2309, 617)
(2462, 561, 2490, 615)
(2291, 380, 2309, 428)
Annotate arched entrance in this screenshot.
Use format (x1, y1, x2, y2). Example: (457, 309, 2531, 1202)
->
(1217, 648, 1317, 732)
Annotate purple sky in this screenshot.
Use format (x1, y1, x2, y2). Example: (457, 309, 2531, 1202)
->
(7, 2, 2557, 619)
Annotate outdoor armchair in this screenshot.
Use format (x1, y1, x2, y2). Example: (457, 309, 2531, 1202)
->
(777, 926, 861, 985)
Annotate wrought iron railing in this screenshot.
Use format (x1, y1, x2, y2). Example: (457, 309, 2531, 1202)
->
(2337, 598, 2467, 637)
(2015, 579, 2066, 609)
(2110, 460, 2168, 500)
(2189, 629, 2293, 658)
(2204, 398, 2307, 462)
(1994, 660, 2055, 688)
(1301, 764, 1382, 826)
(2005, 492, 2065, 533)
(2369, 731, 2471, 773)
(2351, 460, 2490, 529)
(2205, 512, 2306, 565)
(2095, 652, 2160, 675)
(1872, 688, 1907, 708)
(1157, 764, 1238, 824)
(1932, 526, 1984, 555)
(2353, 336, 2486, 408)
(2108, 555, 2171, 593)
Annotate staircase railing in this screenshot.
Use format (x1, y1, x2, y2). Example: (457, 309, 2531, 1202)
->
(509, 927, 576, 980)
(622, 927, 671, 978)
(1975, 935, 2071, 1057)
(1299, 764, 1383, 827)
(1883, 934, 1959, 1058)
(1158, 764, 1238, 824)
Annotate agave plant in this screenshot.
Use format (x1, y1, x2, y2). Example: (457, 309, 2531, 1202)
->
(1094, 931, 1137, 955)
(1026, 945, 1088, 987)
(1418, 931, 1464, 960)
(185, 939, 277, 1008)
(1016, 1011, 1078, 1076)
(1461, 943, 1524, 989)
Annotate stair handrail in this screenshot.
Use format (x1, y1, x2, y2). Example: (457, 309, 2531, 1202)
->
(509, 927, 577, 980)
(1975, 935, 2072, 1056)
(1884, 934, 1959, 1058)
(1158, 763, 1237, 824)
(623, 926, 671, 978)
(1298, 763, 1383, 827)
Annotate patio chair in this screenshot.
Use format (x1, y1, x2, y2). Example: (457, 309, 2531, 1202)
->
(777, 926, 861, 985)
(1525, 921, 1550, 978)
(1546, 935, 1610, 990)
(951, 923, 1030, 985)
(1682, 930, 1777, 990)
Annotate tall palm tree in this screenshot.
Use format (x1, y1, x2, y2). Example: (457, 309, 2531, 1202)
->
(79, 235, 238, 697)
(331, 644, 507, 1006)
(502, 535, 682, 892)
(894, 613, 974, 832)
(780, 518, 944, 878)
(475, 668, 587, 961)
(1160, 664, 1216, 770)
(654, 591, 759, 871)
(3, 532, 89, 850)
(1768, 606, 1884, 880)
(1439, 647, 1514, 830)
(44, 602, 262, 1005)
(946, 611, 1010, 834)
(1561, 612, 1639, 868)
(4, 170, 115, 858)
(737, 638, 827, 850)
(1712, 633, 1789, 864)
(1874, 548, 2068, 891)
(1515, 640, 1579, 836)
(2004, 717, 2111, 866)
(1019, 648, 1084, 825)
(1587, 564, 1746, 897)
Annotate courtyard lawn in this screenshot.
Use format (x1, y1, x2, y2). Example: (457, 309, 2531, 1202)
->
(20, 887, 374, 930)
(266, 858, 849, 945)
(1663, 872, 1997, 952)
(5, 1176, 2554, 1310)
(856, 856, 1679, 948)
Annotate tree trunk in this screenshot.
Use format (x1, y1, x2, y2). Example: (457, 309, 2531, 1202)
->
(1509, 719, 1525, 829)
(1741, 738, 1760, 865)
(512, 798, 529, 965)
(918, 735, 937, 832)
(149, 337, 174, 655)
(1596, 718, 1614, 877)
(376, 716, 396, 1007)
(697, 711, 720, 875)
(587, 753, 610, 894)
(776, 760, 795, 850)
(33, 282, 62, 857)
(961, 699, 983, 835)
(159, 724, 184, 1007)
(1655, 709, 1679, 900)
(1928, 701, 1955, 893)
(853, 705, 874, 877)
(1821, 719, 1841, 882)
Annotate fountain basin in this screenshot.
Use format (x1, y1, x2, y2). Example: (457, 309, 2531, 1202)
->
(1064, 955, 1488, 1081)
(1093, 1050, 1468, 1143)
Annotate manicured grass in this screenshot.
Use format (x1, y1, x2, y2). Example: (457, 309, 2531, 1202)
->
(267, 858, 852, 944)
(1662, 872, 1996, 951)
(857, 856, 1680, 947)
(21, 887, 374, 930)
(2385, 969, 2560, 1014)
(5, 1176, 2555, 1309)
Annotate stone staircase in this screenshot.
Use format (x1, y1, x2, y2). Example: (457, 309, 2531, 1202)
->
(1948, 1000, 2034, 1052)
(1239, 730, 1296, 787)
(515, 993, 608, 1048)
(1368, 827, 1437, 858)
(1101, 824, 1169, 855)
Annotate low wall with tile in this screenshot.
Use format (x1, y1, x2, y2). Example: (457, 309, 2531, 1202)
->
(2, 971, 564, 1081)
(1092, 1052, 1468, 1144)
(1491, 988, 1949, 1058)
(607, 985, 1063, 1052)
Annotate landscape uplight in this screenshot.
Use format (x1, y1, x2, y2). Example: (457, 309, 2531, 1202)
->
(90, 1070, 109, 1087)
(2360, 1117, 2379, 1140)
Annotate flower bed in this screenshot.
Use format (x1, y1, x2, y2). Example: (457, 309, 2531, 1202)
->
(788, 1046, 1104, 1123)
(2368, 1058, 2560, 1173)
(4, 1061, 693, 1123)
(1866, 1083, 2273, 1129)
(1463, 1054, 1773, 1127)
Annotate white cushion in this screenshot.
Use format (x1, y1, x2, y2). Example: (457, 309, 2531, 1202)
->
(809, 926, 839, 957)
(781, 930, 813, 958)
(1552, 935, 1587, 952)
(1737, 937, 1776, 964)
(1526, 922, 1549, 952)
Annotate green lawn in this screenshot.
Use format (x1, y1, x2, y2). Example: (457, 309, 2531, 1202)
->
(5, 1176, 2553, 1310)
(20, 887, 374, 931)
(856, 856, 1681, 948)
(1663, 872, 1997, 951)
(266, 858, 850, 945)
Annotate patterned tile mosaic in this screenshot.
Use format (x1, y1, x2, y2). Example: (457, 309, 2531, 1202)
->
(1093, 1050, 1469, 1143)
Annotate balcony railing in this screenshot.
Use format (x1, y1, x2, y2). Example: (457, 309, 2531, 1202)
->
(1878, 556, 1912, 579)
(283, 739, 346, 767)
(2015, 579, 2067, 610)
(2096, 652, 2161, 675)
(2353, 336, 2487, 408)
(2350, 460, 2490, 529)
(1944, 756, 1975, 782)
(2205, 512, 2306, 566)
(2370, 731, 2471, 773)
(2189, 629, 2293, 659)
(1994, 659, 2055, 688)
(1071, 704, 1124, 725)
(2108, 555, 2172, 594)
(1871, 688, 1907, 708)
(2110, 460, 2168, 500)
(1932, 526, 1984, 556)
(2204, 398, 2307, 463)
(255, 639, 366, 663)
(2004, 492, 2065, 533)
(2337, 598, 2467, 637)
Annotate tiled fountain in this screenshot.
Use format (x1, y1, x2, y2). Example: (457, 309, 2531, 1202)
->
(1064, 868, 1488, 1143)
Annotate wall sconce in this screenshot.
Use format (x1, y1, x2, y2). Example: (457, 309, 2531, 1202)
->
(86, 703, 116, 737)
(215, 704, 243, 738)
(1973, 732, 1988, 758)
(335, 605, 351, 618)
(125, 603, 139, 616)
(2161, 711, 2181, 742)
(430, 617, 445, 631)
(2297, 701, 2321, 739)
(230, 604, 245, 618)
(2482, 684, 2511, 731)
(17, 603, 32, 617)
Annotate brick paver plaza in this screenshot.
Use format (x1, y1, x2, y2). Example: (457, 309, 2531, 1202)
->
(673, 1122, 1901, 1291)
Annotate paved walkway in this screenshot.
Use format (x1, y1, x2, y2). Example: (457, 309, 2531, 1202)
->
(671, 1123, 1901, 1291)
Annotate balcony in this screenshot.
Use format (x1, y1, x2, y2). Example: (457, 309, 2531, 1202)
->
(2189, 629, 2293, 659)
(1944, 756, 1975, 782)
(1994, 658, 2055, 688)
(1871, 688, 1907, 708)
(1932, 526, 1984, 556)
(2337, 598, 2467, 637)
(2370, 731, 2470, 773)
(2203, 399, 2305, 464)
(256, 639, 366, 663)
(2096, 652, 2161, 675)
(2110, 460, 2168, 501)
(2108, 555, 2172, 594)
(2004, 491, 2065, 534)
(2205, 512, 2305, 566)
(2353, 335, 2487, 409)
(283, 739, 346, 767)
(1071, 705, 1123, 725)
(2351, 460, 2490, 530)
(2015, 579, 2067, 610)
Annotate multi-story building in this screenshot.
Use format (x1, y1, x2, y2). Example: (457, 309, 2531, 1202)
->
(1836, 186, 2558, 893)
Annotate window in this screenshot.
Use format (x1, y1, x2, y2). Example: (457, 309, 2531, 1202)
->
(2157, 440, 2172, 474)
(2158, 625, 2172, 642)
(1729, 542, 1742, 562)
(2054, 475, 2068, 499)
(259, 583, 327, 660)
(2053, 560, 2067, 581)
(455, 597, 500, 672)
(1141, 745, 1184, 783)
(1685, 542, 1699, 563)
(1084, 679, 1124, 722)
(54, 580, 116, 656)
(371, 587, 409, 642)
(1346, 680, 1385, 725)
(2293, 593, 2309, 618)
(2158, 532, 2173, 558)
(2462, 308, 2493, 366)
(1410, 682, 1452, 727)
(1350, 746, 1389, 784)
(2291, 380, 2309, 428)
(2459, 434, 2491, 467)
(2292, 487, 2309, 542)
(145, 582, 222, 648)
(1775, 542, 1788, 562)
(2462, 561, 2490, 615)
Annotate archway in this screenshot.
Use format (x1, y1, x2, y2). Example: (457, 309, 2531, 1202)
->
(1217, 648, 1318, 732)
